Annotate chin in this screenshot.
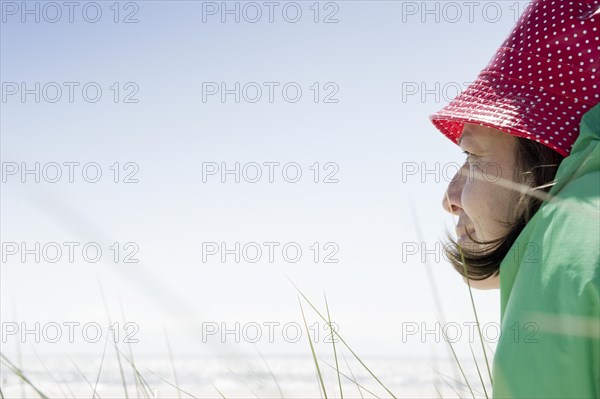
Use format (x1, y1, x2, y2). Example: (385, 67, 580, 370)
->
(463, 275, 500, 290)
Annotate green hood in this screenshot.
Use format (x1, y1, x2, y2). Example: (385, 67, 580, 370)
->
(493, 103, 600, 398)
(548, 105, 600, 196)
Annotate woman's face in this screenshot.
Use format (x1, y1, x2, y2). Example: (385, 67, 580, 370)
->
(442, 123, 518, 289)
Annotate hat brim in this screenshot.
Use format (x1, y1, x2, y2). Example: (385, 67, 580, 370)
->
(430, 71, 592, 157)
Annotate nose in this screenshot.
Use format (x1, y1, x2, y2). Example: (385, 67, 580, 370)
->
(442, 164, 467, 215)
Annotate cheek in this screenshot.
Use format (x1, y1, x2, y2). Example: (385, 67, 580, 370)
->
(460, 179, 486, 221)
(462, 176, 516, 240)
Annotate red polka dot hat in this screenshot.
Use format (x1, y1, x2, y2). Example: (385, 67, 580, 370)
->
(431, 0, 600, 157)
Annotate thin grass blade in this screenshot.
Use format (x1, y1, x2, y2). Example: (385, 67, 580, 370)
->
(93, 332, 110, 399)
(289, 278, 396, 398)
(213, 385, 227, 399)
(342, 352, 364, 399)
(30, 345, 70, 398)
(299, 297, 328, 398)
(98, 280, 129, 399)
(144, 367, 199, 399)
(445, 192, 494, 388)
(68, 358, 101, 398)
(0, 353, 49, 399)
(254, 345, 285, 398)
(319, 357, 381, 399)
(224, 365, 260, 399)
(435, 314, 475, 399)
(468, 342, 488, 398)
(324, 292, 343, 398)
(164, 328, 182, 399)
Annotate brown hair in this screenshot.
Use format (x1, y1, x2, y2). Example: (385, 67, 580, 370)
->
(444, 137, 565, 280)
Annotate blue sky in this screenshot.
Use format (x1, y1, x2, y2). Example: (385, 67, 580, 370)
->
(1, 0, 530, 362)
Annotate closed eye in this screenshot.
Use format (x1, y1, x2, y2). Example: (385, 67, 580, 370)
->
(462, 150, 477, 163)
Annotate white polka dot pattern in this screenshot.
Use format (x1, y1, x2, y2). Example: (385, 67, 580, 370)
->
(431, 0, 600, 156)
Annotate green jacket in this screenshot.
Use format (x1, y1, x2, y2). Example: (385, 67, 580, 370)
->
(493, 103, 600, 398)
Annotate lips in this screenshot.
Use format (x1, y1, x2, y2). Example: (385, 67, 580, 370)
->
(457, 233, 472, 244)
(456, 224, 475, 243)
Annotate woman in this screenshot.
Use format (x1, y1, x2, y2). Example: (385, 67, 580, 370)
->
(430, 0, 600, 397)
